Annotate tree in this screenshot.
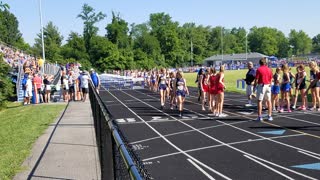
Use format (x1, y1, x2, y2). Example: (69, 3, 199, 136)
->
(248, 27, 283, 56)
(0, 53, 13, 110)
(89, 36, 123, 71)
(61, 32, 91, 69)
(33, 21, 64, 63)
(0, 1, 9, 11)
(149, 13, 182, 67)
(312, 34, 320, 53)
(0, 9, 22, 45)
(289, 30, 312, 55)
(77, 3, 106, 57)
(106, 12, 130, 49)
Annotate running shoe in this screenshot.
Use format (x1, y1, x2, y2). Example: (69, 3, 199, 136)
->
(218, 113, 228, 117)
(160, 105, 164, 110)
(287, 109, 292, 113)
(278, 109, 284, 113)
(256, 116, 263, 122)
(202, 107, 206, 111)
(267, 115, 273, 121)
(297, 106, 306, 110)
(309, 107, 316, 111)
(318, 108, 320, 112)
(272, 108, 277, 112)
(170, 106, 174, 110)
(291, 106, 296, 110)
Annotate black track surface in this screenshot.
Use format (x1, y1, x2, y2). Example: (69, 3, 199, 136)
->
(100, 86, 320, 180)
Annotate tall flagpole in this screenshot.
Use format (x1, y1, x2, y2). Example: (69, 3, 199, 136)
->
(39, 0, 46, 72)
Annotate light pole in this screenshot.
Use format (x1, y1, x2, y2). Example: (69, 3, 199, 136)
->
(39, 0, 45, 72)
(221, 26, 224, 61)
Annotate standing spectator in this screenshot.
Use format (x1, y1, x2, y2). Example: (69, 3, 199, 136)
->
(22, 74, 29, 105)
(62, 75, 69, 102)
(78, 71, 83, 101)
(33, 73, 43, 103)
(68, 71, 75, 101)
(25, 75, 33, 105)
(81, 71, 89, 102)
(253, 58, 273, 121)
(90, 69, 100, 93)
(244, 62, 256, 106)
(43, 75, 52, 103)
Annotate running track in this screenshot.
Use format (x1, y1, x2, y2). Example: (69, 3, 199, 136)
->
(99, 86, 320, 180)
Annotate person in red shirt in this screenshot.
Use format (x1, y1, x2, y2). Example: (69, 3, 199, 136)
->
(200, 69, 209, 111)
(33, 73, 43, 103)
(253, 57, 273, 121)
(215, 65, 227, 117)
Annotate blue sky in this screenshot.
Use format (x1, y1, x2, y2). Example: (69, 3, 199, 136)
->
(7, 0, 320, 45)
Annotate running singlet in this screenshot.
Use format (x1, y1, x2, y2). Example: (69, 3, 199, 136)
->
(209, 75, 216, 94)
(273, 73, 280, 85)
(170, 78, 175, 89)
(202, 75, 209, 92)
(159, 74, 166, 85)
(176, 78, 185, 91)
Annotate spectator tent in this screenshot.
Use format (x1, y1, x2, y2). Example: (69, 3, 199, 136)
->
(203, 52, 268, 66)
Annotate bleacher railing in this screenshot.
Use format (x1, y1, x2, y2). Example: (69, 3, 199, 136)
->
(89, 81, 150, 180)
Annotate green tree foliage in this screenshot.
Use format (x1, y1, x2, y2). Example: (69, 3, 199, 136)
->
(60, 32, 91, 69)
(289, 30, 312, 55)
(248, 27, 288, 57)
(0, 1, 10, 11)
(106, 12, 130, 49)
(312, 34, 320, 53)
(0, 9, 22, 45)
(33, 21, 64, 63)
(0, 53, 13, 110)
(149, 13, 182, 67)
(77, 3, 106, 57)
(89, 36, 122, 71)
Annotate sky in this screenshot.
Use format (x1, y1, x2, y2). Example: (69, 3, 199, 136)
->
(6, 0, 320, 45)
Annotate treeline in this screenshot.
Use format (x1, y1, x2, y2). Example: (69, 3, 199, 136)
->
(1, 3, 320, 72)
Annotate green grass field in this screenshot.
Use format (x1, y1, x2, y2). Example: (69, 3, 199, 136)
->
(0, 103, 66, 180)
(184, 67, 310, 94)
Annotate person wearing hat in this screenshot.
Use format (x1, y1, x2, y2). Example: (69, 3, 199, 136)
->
(90, 68, 100, 93)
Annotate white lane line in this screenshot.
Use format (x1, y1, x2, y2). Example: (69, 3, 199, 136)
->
(298, 151, 320, 160)
(131, 121, 250, 144)
(176, 92, 320, 157)
(244, 155, 294, 180)
(223, 97, 320, 126)
(105, 88, 232, 180)
(122, 90, 317, 180)
(143, 134, 304, 161)
(134, 88, 320, 157)
(245, 153, 317, 180)
(187, 159, 215, 180)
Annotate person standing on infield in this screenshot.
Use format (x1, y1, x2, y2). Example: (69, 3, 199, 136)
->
(243, 61, 256, 106)
(253, 58, 273, 121)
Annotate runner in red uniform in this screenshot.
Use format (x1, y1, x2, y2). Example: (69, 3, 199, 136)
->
(200, 69, 209, 111)
(215, 65, 227, 117)
(208, 67, 217, 116)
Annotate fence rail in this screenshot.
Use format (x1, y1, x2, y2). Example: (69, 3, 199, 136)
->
(89, 81, 150, 180)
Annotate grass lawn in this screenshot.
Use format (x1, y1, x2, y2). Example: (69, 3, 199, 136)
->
(0, 103, 66, 180)
(184, 67, 311, 94)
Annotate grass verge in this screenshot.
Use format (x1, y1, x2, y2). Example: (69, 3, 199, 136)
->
(0, 103, 66, 179)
